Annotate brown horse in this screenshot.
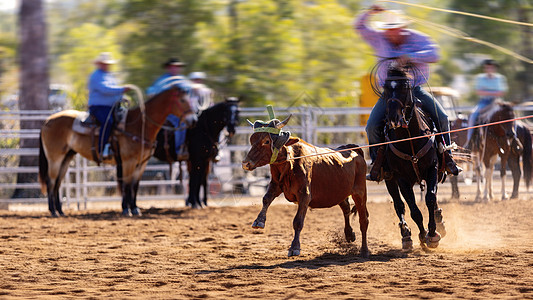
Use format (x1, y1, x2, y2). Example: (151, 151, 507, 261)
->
(470, 100, 532, 201)
(39, 85, 197, 217)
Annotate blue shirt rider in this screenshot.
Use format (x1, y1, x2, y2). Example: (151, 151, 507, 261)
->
(147, 57, 189, 160)
(88, 52, 129, 159)
(354, 5, 461, 181)
(464, 59, 508, 148)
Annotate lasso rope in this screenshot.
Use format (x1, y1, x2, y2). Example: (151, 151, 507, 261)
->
(377, 2, 533, 64)
(379, 0, 533, 27)
(287, 114, 533, 161)
(124, 84, 146, 164)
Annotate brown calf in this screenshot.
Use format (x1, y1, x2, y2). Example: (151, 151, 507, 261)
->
(242, 116, 369, 257)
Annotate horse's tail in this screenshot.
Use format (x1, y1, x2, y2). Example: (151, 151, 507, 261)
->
(519, 123, 533, 188)
(38, 134, 48, 195)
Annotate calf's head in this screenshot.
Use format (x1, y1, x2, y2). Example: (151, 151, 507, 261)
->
(242, 115, 293, 171)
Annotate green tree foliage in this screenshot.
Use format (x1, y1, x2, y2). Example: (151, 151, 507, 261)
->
(58, 23, 122, 109)
(120, 0, 213, 90)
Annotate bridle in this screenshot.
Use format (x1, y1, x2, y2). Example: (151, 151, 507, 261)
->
(385, 76, 414, 130)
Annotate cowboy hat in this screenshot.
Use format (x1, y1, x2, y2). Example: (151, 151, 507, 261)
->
(94, 52, 117, 64)
(189, 72, 206, 80)
(162, 57, 186, 68)
(373, 10, 411, 30)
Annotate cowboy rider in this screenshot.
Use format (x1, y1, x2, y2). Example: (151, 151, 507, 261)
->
(88, 52, 130, 159)
(464, 59, 508, 149)
(354, 5, 461, 181)
(147, 57, 189, 160)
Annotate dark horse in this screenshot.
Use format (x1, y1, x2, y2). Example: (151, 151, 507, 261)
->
(39, 84, 197, 217)
(381, 65, 446, 250)
(469, 101, 532, 201)
(153, 98, 240, 208)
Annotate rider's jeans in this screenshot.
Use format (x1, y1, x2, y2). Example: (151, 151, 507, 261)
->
(167, 114, 186, 152)
(89, 105, 114, 153)
(466, 97, 495, 142)
(365, 86, 451, 161)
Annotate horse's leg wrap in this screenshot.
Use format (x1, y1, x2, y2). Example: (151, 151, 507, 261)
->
(434, 208, 446, 238)
(399, 222, 413, 250)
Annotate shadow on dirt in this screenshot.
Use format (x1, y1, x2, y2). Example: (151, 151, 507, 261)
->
(196, 249, 408, 273)
(0, 207, 193, 220)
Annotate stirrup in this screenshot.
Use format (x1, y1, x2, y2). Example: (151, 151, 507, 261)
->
(101, 143, 113, 160)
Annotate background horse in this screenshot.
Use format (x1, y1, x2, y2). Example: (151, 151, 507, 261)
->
(39, 85, 197, 217)
(469, 101, 532, 201)
(381, 65, 445, 250)
(153, 97, 240, 208)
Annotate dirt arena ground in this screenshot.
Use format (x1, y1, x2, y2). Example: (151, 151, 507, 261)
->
(1, 191, 533, 299)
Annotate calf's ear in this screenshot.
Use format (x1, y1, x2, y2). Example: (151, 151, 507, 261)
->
(285, 137, 299, 146)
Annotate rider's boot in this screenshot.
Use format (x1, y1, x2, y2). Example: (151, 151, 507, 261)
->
(444, 151, 462, 176)
(102, 143, 113, 160)
(366, 146, 385, 182)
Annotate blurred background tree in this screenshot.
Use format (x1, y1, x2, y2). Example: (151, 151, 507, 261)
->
(447, 0, 533, 103)
(1, 0, 531, 109)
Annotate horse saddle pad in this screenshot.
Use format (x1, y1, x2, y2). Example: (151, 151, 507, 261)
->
(72, 110, 128, 135)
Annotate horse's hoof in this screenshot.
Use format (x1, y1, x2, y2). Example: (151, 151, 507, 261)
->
(346, 231, 356, 243)
(122, 209, 132, 217)
(50, 212, 59, 218)
(511, 193, 519, 199)
(288, 248, 300, 257)
(425, 232, 441, 248)
(402, 237, 413, 250)
(252, 220, 265, 229)
(360, 248, 370, 258)
(436, 222, 447, 238)
(131, 208, 142, 216)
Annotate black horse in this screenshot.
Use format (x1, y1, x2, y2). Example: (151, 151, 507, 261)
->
(381, 65, 446, 250)
(153, 97, 240, 208)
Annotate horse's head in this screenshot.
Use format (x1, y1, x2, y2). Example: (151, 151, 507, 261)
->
(384, 66, 413, 130)
(224, 97, 240, 138)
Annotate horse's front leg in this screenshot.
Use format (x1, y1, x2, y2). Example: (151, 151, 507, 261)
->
(424, 166, 441, 248)
(385, 179, 412, 250)
(483, 155, 497, 202)
(474, 156, 483, 202)
(201, 160, 210, 207)
(500, 154, 510, 201)
(398, 180, 426, 247)
(252, 181, 282, 229)
(187, 165, 202, 209)
(289, 188, 311, 257)
(508, 154, 521, 199)
(130, 179, 142, 216)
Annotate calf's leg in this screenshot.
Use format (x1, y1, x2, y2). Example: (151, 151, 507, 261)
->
(351, 190, 369, 258)
(252, 182, 282, 229)
(289, 193, 310, 257)
(339, 198, 355, 243)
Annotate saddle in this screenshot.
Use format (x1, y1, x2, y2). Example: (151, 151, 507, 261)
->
(72, 106, 128, 163)
(476, 100, 501, 125)
(72, 107, 128, 135)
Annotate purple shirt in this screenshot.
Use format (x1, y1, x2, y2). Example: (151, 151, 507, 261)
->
(354, 11, 440, 87)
